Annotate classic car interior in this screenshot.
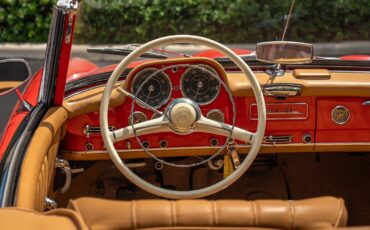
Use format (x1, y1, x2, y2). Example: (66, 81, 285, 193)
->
(1, 1, 370, 230)
(1, 36, 367, 230)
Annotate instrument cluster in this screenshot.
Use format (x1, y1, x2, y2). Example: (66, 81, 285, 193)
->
(130, 64, 221, 110)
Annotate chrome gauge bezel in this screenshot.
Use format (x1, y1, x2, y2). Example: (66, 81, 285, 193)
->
(180, 65, 221, 106)
(131, 68, 172, 109)
(331, 105, 350, 125)
(128, 111, 148, 125)
(206, 109, 225, 123)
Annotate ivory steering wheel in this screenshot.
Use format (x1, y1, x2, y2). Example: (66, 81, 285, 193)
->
(100, 35, 266, 199)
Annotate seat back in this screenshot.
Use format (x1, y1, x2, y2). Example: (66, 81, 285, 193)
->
(68, 196, 347, 230)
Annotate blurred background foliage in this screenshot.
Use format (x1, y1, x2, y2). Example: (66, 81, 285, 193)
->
(0, 0, 54, 42)
(1, 0, 370, 44)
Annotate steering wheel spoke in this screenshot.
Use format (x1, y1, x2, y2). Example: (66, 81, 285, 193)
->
(110, 117, 170, 142)
(196, 116, 255, 144)
(117, 87, 163, 116)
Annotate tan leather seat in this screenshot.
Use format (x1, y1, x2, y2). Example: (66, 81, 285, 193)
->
(0, 208, 87, 230)
(68, 196, 347, 230)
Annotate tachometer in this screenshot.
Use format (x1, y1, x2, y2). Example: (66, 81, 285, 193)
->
(180, 66, 220, 105)
(132, 68, 172, 108)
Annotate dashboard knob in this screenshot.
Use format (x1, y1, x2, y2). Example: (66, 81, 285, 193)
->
(159, 140, 168, 148)
(302, 133, 312, 143)
(142, 141, 150, 148)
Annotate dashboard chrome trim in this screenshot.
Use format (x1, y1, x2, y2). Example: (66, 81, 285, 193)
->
(61, 143, 313, 155)
(249, 102, 309, 121)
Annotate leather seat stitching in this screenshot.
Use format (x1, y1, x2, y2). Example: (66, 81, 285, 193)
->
(289, 200, 296, 229)
(131, 200, 137, 229)
(171, 200, 177, 226)
(212, 201, 217, 226)
(251, 201, 257, 227)
(334, 198, 344, 227)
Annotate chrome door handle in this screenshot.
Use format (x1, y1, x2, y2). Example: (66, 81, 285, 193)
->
(263, 84, 302, 97)
(362, 100, 370, 106)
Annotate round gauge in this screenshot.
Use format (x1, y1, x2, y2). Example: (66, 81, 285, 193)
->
(331, 106, 350, 125)
(206, 109, 224, 122)
(181, 66, 220, 105)
(128, 111, 147, 125)
(132, 68, 171, 108)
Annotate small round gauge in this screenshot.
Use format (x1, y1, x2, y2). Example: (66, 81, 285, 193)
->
(331, 106, 350, 125)
(181, 66, 220, 105)
(131, 68, 171, 108)
(128, 111, 147, 125)
(206, 109, 224, 122)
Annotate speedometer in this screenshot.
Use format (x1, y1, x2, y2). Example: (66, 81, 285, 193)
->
(131, 68, 172, 108)
(180, 66, 220, 105)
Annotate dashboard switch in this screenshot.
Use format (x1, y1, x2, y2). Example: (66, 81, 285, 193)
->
(302, 133, 312, 143)
(210, 138, 219, 146)
(159, 140, 168, 148)
(142, 141, 150, 148)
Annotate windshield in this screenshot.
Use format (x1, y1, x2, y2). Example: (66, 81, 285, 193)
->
(70, 0, 370, 62)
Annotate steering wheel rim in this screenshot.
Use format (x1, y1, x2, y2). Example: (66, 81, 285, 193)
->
(100, 35, 266, 199)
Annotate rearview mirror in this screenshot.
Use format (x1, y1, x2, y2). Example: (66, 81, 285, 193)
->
(256, 41, 313, 64)
(0, 59, 31, 94)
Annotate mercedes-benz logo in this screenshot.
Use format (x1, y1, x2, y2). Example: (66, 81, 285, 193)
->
(174, 107, 193, 127)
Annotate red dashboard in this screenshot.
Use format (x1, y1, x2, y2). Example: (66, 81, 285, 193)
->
(60, 58, 370, 159)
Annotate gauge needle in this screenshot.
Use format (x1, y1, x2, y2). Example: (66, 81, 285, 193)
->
(194, 81, 203, 99)
(146, 85, 155, 103)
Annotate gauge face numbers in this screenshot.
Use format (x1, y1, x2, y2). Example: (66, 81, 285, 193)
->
(128, 111, 147, 125)
(331, 106, 350, 125)
(181, 66, 220, 105)
(132, 68, 171, 108)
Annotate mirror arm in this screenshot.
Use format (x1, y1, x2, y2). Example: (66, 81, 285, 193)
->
(15, 89, 33, 112)
(266, 64, 285, 83)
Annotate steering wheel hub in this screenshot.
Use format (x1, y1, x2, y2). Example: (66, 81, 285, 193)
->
(167, 98, 201, 133)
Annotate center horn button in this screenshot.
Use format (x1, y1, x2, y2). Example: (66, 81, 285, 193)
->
(167, 98, 201, 133)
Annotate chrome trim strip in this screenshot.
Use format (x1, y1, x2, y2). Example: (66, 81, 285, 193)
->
(362, 100, 370, 106)
(249, 102, 309, 121)
(263, 135, 293, 145)
(262, 84, 302, 97)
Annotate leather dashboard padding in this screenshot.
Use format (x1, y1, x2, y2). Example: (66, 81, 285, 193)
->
(63, 83, 125, 118)
(293, 69, 331, 79)
(68, 196, 347, 230)
(16, 107, 68, 211)
(64, 70, 370, 119)
(226, 71, 370, 97)
(0, 208, 87, 230)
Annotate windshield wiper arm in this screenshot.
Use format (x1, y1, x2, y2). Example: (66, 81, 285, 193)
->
(87, 47, 168, 59)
